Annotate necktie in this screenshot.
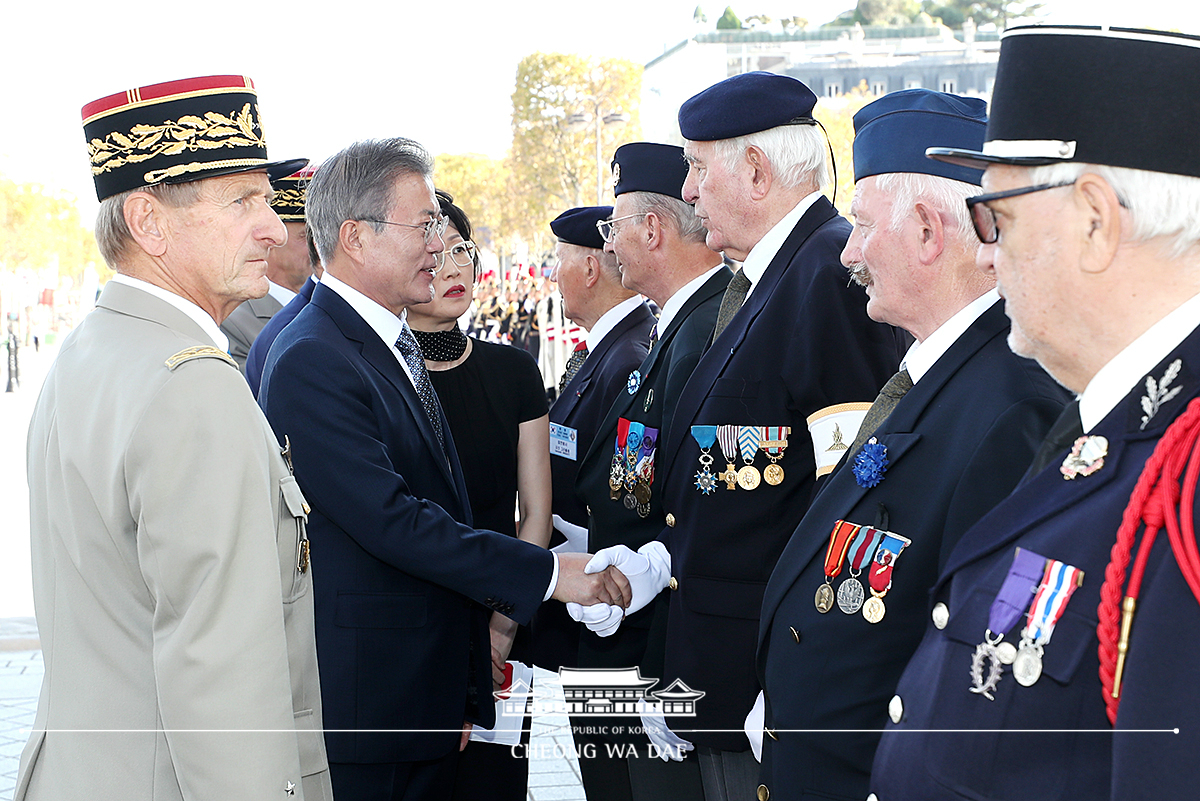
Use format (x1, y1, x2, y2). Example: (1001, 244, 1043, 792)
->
(649, 324, 659, 350)
(847, 368, 914, 458)
(712, 269, 752, 341)
(559, 341, 589, 394)
(395, 323, 446, 456)
(1026, 399, 1083, 477)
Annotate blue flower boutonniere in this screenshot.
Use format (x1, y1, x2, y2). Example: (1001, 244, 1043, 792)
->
(852, 439, 889, 488)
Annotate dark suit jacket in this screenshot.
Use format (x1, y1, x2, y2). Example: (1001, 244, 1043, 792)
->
(575, 267, 731, 680)
(872, 324, 1200, 801)
(246, 276, 316, 397)
(654, 197, 908, 750)
(755, 301, 1069, 801)
(259, 283, 554, 764)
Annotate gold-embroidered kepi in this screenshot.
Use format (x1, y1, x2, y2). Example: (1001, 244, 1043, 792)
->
(270, 164, 317, 222)
(81, 74, 307, 201)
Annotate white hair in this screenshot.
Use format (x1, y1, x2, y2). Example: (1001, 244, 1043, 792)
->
(94, 181, 203, 268)
(1028, 162, 1200, 259)
(871, 171, 978, 243)
(712, 123, 831, 193)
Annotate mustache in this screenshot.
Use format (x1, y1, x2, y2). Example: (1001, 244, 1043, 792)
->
(845, 260, 872, 288)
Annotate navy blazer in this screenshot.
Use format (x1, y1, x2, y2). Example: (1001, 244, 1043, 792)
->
(755, 301, 1069, 801)
(246, 276, 316, 397)
(654, 197, 909, 750)
(575, 267, 731, 679)
(259, 284, 554, 764)
(872, 325, 1200, 801)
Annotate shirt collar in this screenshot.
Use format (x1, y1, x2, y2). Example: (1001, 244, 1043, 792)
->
(586, 295, 646, 352)
(656, 264, 726, 335)
(1079, 289, 1200, 432)
(108, 273, 228, 351)
(902, 289, 1000, 384)
(266, 280, 297, 307)
(738, 191, 823, 299)
(320, 271, 405, 353)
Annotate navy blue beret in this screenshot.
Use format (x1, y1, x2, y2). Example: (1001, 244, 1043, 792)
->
(852, 89, 987, 185)
(611, 142, 689, 200)
(678, 72, 818, 141)
(551, 205, 612, 250)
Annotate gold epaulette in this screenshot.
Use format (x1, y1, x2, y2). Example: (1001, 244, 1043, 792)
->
(164, 345, 237, 371)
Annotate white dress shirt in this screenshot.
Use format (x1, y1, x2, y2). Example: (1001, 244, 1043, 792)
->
(902, 289, 1001, 384)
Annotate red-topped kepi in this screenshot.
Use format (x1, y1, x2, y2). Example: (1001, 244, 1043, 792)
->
(82, 74, 307, 201)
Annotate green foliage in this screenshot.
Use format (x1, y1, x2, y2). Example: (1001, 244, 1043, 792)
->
(855, 0, 922, 25)
(0, 175, 107, 282)
(433, 153, 512, 253)
(716, 6, 743, 29)
(694, 5, 707, 23)
(813, 83, 876, 212)
(921, 0, 1044, 28)
(507, 53, 642, 254)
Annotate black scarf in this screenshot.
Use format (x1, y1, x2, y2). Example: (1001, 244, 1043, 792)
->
(411, 327, 469, 362)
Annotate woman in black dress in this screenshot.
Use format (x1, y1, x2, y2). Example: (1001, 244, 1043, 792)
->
(406, 191, 551, 800)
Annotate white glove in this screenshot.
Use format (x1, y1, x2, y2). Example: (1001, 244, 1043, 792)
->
(744, 691, 765, 762)
(550, 514, 589, 554)
(637, 699, 694, 761)
(585, 542, 671, 613)
(565, 601, 624, 636)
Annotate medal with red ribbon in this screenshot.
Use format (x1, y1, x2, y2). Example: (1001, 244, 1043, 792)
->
(837, 525, 884, 614)
(1012, 558, 1084, 687)
(816, 520, 859, 614)
(610, 417, 631, 500)
(863, 531, 911, 623)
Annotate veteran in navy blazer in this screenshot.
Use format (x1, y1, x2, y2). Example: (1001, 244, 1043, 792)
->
(577, 74, 908, 801)
(872, 26, 1200, 801)
(754, 89, 1070, 801)
(258, 139, 629, 801)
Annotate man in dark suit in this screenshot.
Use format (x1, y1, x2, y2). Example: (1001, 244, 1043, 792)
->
(571, 142, 729, 801)
(258, 138, 630, 801)
(872, 26, 1200, 801)
(753, 89, 1070, 801)
(533, 205, 656, 672)
(578, 73, 907, 801)
(245, 165, 321, 396)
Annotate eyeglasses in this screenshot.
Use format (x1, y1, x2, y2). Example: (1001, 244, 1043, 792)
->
(596, 213, 647, 243)
(965, 181, 1076, 244)
(436, 240, 477, 269)
(362, 215, 448, 244)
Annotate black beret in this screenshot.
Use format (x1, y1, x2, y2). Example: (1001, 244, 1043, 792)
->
(927, 25, 1200, 178)
(551, 206, 612, 250)
(853, 89, 986, 184)
(611, 142, 689, 200)
(678, 71, 818, 142)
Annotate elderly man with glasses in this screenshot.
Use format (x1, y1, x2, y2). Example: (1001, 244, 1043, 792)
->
(259, 138, 632, 801)
(871, 25, 1200, 801)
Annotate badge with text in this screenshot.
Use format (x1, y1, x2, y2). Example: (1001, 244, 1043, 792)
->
(817, 520, 860, 613)
(550, 423, 579, 461)
(862, 530, 910, 623)
(692, 425, 719, 495)
(968, 548, 1046, 701)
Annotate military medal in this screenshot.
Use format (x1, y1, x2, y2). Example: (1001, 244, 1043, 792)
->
(1013, 557, 1085, 687)
(838, 525, 884, 614)
(735, 426, 763, 490)
(762, 426, 789, 485)
(817, 520, 859, 613)
(691, 426, 719, 495)
(717, 426, 740, 490)
(610, 418, 631, 501)
(862, 530, 910, 623)
(1060, 435, 1108, 480)
(624, 422, 645, 494)
(968, 548, 1046, 700)
(631, 427, 658, 517)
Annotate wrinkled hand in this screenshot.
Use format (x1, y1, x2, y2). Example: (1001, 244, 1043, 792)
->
(489, 613, 517, 691)
(637, 700, 694, 761)
(552, 551, 631, 608)
(565, 543, 672, 637)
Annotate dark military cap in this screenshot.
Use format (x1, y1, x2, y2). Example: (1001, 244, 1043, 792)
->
(551, 206, 613, 251)
(928, 25, 1200, 179)
(82, 75, 307, 201)
(853, 89, 987, 185)
(678, 71, 818, 142)
(270, 164, 317, 222)
(611, 142, 689, 200)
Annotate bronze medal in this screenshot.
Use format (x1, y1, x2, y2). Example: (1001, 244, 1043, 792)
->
(862, 595, 885, 623)
(634, 481, 652, 506)
(737, 464, 761, 490)
(815, 582, 834, 614)
(763, 463, 784, 485)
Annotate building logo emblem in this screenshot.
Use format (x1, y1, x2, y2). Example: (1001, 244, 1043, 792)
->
(495, 667, 704, 719)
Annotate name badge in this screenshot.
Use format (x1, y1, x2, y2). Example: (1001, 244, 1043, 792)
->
(550, 423, 579, 460)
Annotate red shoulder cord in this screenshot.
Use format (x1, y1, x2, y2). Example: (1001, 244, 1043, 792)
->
(1097, 397, 1200, 724)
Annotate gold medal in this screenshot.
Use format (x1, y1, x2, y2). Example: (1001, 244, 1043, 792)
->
(721, 463, 739, 490)
(815, 582, 834, 614)
(763, 463, 784, 485)
(862, 595, 886, 623)
(737, 464, 761, 490)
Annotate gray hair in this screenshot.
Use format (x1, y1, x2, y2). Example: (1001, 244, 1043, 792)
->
(712, 123, 830, 193)
(871, 171, 978, 242)
(306, 138, 434, 265)
(597, 248, 622, 283)
(624, 191, 707, 245)
(1028, 162, 1200, 259)
(94, 181, 203, 268)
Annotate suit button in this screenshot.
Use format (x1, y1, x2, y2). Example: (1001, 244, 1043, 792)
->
(665, 513, 676, 527)
(889, 694, 904, 724)
(757, 784, 770, 801)
(789, 626, 800, 643)
(932, 603, 949, 630)
(669, 577, 678, 591)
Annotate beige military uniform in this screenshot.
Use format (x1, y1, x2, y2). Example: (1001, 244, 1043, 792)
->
(16, 281, 331, 801)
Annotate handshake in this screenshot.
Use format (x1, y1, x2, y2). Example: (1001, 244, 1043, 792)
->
(555, 543, 673, 636)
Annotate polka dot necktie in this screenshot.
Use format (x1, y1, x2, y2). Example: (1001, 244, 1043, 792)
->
(395, 323, 446, 456)
(559, 341, 589, 395)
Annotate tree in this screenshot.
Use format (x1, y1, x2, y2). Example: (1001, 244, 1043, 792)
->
(923, 0, 1044, 29)
(0, 175, 107, 283)
(855, 0, 921, 25)
(745, 14, 773, 28)
(694, 5, 707, 23)
(508, 53, 642, 254)
(813, 82, 876, 215)
(716, 6, 744, 30)
(433, 153, 513, 253)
